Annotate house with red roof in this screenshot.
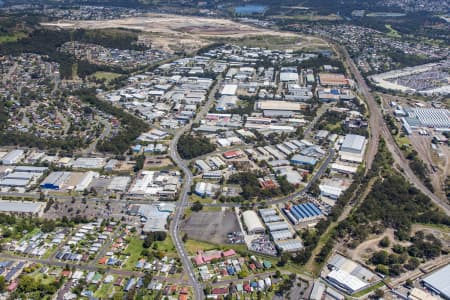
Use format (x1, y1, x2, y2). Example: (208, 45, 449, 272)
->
(222, 249, 236, 257)
(212, 287, 228, 295)
(222, 150, 243, 159)
(7, 281, 18, 292)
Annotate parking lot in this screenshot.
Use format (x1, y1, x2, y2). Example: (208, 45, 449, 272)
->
(182, 210, 241, 244)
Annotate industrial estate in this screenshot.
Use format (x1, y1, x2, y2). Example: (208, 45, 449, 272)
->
(0, 0, 449, 299)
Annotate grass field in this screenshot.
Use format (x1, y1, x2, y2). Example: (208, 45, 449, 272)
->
(0, 32, 26, 44)
(123, 237, 144, 270)
(153, 235, 178, 257)
(92, 71, 122, 83)
(184, 239, 248, 255)
(385, 24, 401, 38)
(94, 283, 115, 298)
(353, 281, 385, 297)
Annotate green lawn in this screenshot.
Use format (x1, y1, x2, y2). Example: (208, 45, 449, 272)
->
(153, 235, 177, 257)
(385, 24, 401, 39)
(190, 194, 214, 204)
(123, 237, 144, 270)
(94, 283, 115, 298)
(184, 239, 248, 256)
(0, 32, 26, 44)
(92, 71, 122, 83)
(32, 272, 58, 285)
(353, 281, 385, 297)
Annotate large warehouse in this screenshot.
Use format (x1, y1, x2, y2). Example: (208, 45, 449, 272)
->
(339, 134, 367, 163)
(325, 254, 379, 295)
(0, 200, 45, 217)
(340, 134, 366, 154)
(404, 108, 450, 129)
(422, 264, 450, 299)
(256, 100, 307, 112)
(242, 210, 265, 234)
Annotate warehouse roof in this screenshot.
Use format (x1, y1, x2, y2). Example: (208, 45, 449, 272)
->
(327, 269, 367, 293)
(0, 201, 44, 214)
(257, 100, 305, 111)
(422, 264, 450, 298)
(221, 84, 238, 96)
(242, 210, 264, 234)
(341, 134, 366, 153)
(275, 239, 303, 252)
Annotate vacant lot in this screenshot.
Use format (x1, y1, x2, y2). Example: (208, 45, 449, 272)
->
(182, 210, 240, 244)
(42, 13, 328, 53)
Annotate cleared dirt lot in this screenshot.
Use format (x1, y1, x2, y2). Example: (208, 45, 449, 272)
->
(41, 13, 328, 53)
(182, 210, 240, 244)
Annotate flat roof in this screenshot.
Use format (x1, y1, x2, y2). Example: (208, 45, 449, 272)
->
(221, 84, 238, 95)
(0, 201, 44, 213)
(257, 100, 305, 111)
(341, 134, 366, 152)
(422, 264, 450, 298)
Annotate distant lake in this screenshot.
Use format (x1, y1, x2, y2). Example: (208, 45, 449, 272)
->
(234, 4, 267, 15)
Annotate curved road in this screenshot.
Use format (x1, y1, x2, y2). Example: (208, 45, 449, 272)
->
(167, 76, 221, 300)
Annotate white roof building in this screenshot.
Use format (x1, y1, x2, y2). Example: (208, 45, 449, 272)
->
(340, 134, 366, 154)
(422, 264, 450, 299)
(220, 84, 238, 96)
(1, 150, 25, 165)
(242, 210, 265, 234)
(326, 269, 368, 294)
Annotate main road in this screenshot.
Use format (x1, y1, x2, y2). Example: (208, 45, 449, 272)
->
(168, 75, 221, 300)
(336, 44, 450, 214)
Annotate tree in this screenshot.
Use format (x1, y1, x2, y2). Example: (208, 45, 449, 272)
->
(177, 134, 216, 159)
(374, 289, 384, 299)
(191, 201, 203, 212)
(379, 236, 390, 248)
(0, 276, 5, 292)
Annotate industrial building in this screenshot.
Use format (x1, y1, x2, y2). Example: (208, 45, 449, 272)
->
(324, 254, 379, 295)
(274, 239, 303, 252)
(290, 154, 317, 166)
(220, 84, 238, 96)
(340, 134, 366, 154)
(339, 134, 367, 163)
(421, 264, 450, 299)
(0, 200, 45, 217)
(283, 202, 323, 225)
(127, 171, 180, 200)
(242, 210, 265, 234)
(1, 150, 25, 165)
(404, 108, 450, 129)
(256, 100, 307, 112)
(194, 182, 220, 197)
(74, 171, 99, 192)
(40, 171, 98, 192)
(40, 171, 72, 190)
(107, 176, 131, 193)
(319, 178, 353, 200)
(128, 203, 175, 233)
(279, 68, 299, 83)
(71, 157, 106, 169)
(319, 73, 349, 86)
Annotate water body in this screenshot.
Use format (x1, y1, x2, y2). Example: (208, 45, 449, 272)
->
(234, 4, 267, 15)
